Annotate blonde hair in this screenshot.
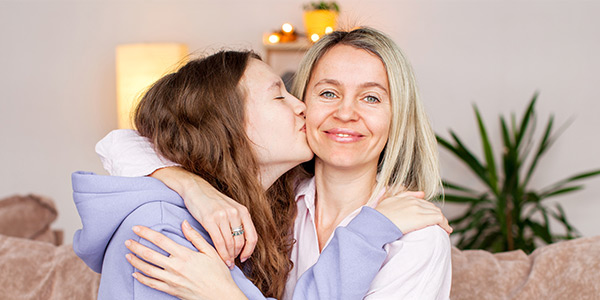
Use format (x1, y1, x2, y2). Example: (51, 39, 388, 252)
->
(292, 27, 442, 201)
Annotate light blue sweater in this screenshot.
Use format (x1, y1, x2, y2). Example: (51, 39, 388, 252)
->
(72, 171, 403, 299)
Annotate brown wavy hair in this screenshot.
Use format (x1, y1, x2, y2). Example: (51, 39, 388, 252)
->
(134, 50, 297, 298)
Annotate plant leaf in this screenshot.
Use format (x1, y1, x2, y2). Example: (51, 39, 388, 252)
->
(541, 185, 583, 198)
(474, 105, 499, 195)
(523, 115, 554, 188)
(515, 92, 538, 148)
(550, 204, 580, 239)
(525, 219, 553, 244)
(437, 133, 491, 190)
(540, 169, 600, 196)
(443, 194, 485, 203)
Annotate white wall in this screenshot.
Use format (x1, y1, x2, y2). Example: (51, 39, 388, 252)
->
(1, 0, 598, 243)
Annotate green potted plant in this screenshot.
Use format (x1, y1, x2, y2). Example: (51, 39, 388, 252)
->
(303, 2, 339, 41)
(437, 93, 600, 253)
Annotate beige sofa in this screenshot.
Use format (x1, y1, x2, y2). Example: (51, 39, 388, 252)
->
(1, 194, 598, 299)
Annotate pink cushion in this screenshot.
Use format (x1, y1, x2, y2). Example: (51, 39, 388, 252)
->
(0, 194, 61, 244)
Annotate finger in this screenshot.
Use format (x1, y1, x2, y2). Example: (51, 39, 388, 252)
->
(439, 216, 453, 234)
(224, 208, 245, 258)
(238, 207, 257, 263)
(126, 252, 168, 279)
(233, 232, 245, 259)
(417, 199, 442, 212)
(181, 220, 215, 255)
(215, 213, 235, 262)
(394, 191, 425, 199)
(125, 239, 170, 269)
(132, 226, 186, 257)
(419, 210, 452, 234)
(202, 221, 230, 264)
(132, 272, 175, 296)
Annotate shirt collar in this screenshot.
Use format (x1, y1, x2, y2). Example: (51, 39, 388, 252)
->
(295, 176, 316, 210)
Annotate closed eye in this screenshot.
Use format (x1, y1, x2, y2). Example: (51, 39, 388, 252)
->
(274, 96, 285, 100)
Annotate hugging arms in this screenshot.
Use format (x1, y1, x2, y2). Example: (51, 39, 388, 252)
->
(73, 27, 452, 300)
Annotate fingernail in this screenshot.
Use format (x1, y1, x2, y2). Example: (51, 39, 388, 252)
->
(132, 273, 138, 279)
(241, 256, 248, 263)
(226, 260, 232, 268)
(125, 254, 131, 261)
(182, 220, 191, 229)
(125, 240, 131, 247)
(132, 226, 140, 233)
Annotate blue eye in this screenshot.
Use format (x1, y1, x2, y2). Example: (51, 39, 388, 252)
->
(320, 91, 336, 99)
(364, 95, 380, 103)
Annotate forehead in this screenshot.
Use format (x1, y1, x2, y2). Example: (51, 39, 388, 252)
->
(310, 44, 389, 88)
(242, 59, 281, 96)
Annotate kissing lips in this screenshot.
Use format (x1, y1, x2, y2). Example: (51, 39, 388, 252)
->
(324, 128, 364, 143)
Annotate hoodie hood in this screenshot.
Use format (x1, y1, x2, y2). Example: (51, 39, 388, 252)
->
(72, 171, 183, 273)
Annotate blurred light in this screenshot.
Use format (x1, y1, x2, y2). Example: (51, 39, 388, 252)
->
(282, 23, 294, 33)
(116, 43, 188, 129)
(325, 26, 333, 34)
(268, 34, 281, 43)
(311, 33, 320, 42)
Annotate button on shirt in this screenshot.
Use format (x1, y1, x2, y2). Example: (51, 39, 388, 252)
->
(284, 177, 452, 300)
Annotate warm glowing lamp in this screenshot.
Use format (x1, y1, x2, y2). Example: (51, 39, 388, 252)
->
(116, 43, 188, 129)
(325, 26, 333, 34)
(311, 33, 320, 42)
(282, 23, 294, 34)
(268, 33, 281, 44)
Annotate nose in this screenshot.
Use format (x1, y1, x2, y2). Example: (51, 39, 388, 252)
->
(288, 95, 307, 118)
(333, 98, 358, 121)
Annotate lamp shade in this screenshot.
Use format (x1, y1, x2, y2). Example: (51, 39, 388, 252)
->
(116, 43, 188, 129)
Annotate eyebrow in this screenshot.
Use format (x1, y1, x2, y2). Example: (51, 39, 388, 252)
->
(314, 79, 389, 94)
(268, 80, 283, 91)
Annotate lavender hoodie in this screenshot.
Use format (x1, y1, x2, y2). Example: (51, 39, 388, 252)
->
(72, 171, 403, 299)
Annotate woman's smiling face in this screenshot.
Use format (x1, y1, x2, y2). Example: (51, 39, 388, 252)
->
(304, 44, 392, 170)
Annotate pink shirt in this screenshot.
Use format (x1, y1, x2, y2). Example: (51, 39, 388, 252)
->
(98, 129, 452, 299)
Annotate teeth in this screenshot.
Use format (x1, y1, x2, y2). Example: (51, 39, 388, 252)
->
(335, 133, 350, 137)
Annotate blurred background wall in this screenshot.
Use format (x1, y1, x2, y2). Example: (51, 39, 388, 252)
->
(1, 0, 598, 243)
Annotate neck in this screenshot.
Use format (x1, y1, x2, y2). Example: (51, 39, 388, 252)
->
(313, 158, 378, 229)
(258, 163, 296, 190)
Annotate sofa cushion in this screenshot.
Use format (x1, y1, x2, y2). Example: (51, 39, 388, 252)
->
(0, 234, 100, 299)
(451, 235, 600, 299)
(0, 194, 61, 244)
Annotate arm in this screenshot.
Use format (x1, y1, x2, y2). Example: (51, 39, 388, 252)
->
(292, 207, 402, 299)
(96, 129, 179, 177)
(96, 129, 258, 265)
(126, 198, 450, 299)
(127, 207, 402, 300)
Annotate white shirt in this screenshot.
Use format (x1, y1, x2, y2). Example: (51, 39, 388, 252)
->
(284, 177, 452, 300)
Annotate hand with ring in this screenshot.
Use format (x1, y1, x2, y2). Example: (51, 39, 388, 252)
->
(231, 225, 244, 237)
(150, 167, 258, 268)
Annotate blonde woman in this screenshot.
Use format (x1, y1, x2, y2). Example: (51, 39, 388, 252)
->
(97, 28, 452, 299)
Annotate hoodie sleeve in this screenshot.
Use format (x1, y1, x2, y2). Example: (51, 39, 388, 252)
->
(291, 206, 403, 299)
(95, 129, 179, 177)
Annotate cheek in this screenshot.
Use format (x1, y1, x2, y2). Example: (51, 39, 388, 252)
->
(370, 112, 392, 142)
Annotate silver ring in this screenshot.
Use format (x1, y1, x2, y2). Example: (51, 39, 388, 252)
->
(231, 225, 244, 237)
